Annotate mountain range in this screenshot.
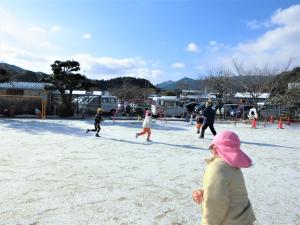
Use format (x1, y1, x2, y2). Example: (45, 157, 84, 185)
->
(156, 77, 203, 90)
(2, 63, 298, 93)
(0, 63, 201, 90)
(0, 63, 48, 82)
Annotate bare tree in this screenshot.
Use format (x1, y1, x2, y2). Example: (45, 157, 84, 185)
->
(206, 66, 233, 118)
(111, 84, 155, 100)
(231, 58, 293, 118)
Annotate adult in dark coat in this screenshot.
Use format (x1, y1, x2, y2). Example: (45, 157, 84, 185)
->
(200, 101, 217, 138)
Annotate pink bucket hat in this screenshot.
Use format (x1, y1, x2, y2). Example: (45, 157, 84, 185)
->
(210, 130, 252, 168)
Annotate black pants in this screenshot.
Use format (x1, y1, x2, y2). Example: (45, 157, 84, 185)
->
(200, 123, 217, 138)
(90, 122, 101, 134)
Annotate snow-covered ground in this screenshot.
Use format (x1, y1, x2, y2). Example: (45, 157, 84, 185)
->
(0, 118, 299, 225)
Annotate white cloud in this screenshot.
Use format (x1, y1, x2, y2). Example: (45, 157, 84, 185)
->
(195, 64, 205, 70)
(0, 42, 166, 83)
(246, 20, 260, 30)
(73, 54, 145, 70)
(0, 43, 54, 73)
(246, 20, 272, 30)
(40, 41, 53, 48)
(151, 69, 164, 79)
(28, 26, 46, 33)
(186, 42, 200, 53)
(52, 25, 62, 32)
(171, 62, 185, 69)
(207, 41, 228, 53)
(83, 34, 91, 39)
(271, 5, 300, 26)
(0, 6, 168, 82)
(235, 5, 300, 64)
(71, 53, 165, 82)
(200, 4, 300, 72)
(209, 41, 217, 46)
(0, 7, 54, 52)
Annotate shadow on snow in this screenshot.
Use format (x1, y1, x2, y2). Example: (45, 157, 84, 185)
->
(0, 119, 85, 137)
(102, 136, 206, 151)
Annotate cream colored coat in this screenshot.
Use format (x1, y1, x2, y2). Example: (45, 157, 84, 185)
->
(201, 157, 255, 225)
(142, 116, 152, 128)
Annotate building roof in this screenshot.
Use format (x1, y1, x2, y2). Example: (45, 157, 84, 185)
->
(181, 90, 202, 94)
(0, 82, 50, 90)
(288, 83, 300, 89)
(180, 93, 216, 99)
(234, 92, 270, 99)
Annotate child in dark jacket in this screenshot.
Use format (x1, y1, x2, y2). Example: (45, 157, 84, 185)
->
(86, 108, 103, 137)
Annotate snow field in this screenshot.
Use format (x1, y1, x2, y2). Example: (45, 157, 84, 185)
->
(0, 119, 299, 225)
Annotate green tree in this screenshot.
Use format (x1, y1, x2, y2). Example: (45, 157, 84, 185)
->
(44, 60, 87, 116)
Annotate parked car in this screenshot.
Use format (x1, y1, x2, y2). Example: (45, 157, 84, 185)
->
(117, 101, 130, 114)
(221, 104, 239, 117)
(130, 102, 151, 116)
(151, 96, 186, 117)
(185, 102, 199, 113)
(77, 95, 118, 115)
(230, 105, 252, 118)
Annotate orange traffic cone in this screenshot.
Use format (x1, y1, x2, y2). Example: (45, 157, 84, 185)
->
(270, 115, 274, 124)
(278, 118, 284, 129)
(251, 118, 257, 129)
(287, 117, 291, 125)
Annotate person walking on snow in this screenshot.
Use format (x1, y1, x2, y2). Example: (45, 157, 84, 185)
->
(86, 108, 103, 137)
(200, 101, 217, 138)
(136, 110, 152, 142)
(248, 106, 258, 128)
(192, 130, 256, 225)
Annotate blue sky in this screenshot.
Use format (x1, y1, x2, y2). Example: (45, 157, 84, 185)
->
(0, 0, 299, 83)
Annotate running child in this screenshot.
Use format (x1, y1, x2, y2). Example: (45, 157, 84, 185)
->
(195, 113, 204, 134)
(136, 110, 152, 142)
(86, 108, 103, 137)
(248, 106, 258, 129)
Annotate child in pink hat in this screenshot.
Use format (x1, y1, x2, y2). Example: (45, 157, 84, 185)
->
(192, 130, 255, 225)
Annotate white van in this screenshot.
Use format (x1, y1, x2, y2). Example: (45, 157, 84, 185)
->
(78, 95, 118, 114)
(151, 96, 186, 117)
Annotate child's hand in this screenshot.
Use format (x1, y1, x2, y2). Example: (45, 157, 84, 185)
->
(192, 189, 203, 204)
